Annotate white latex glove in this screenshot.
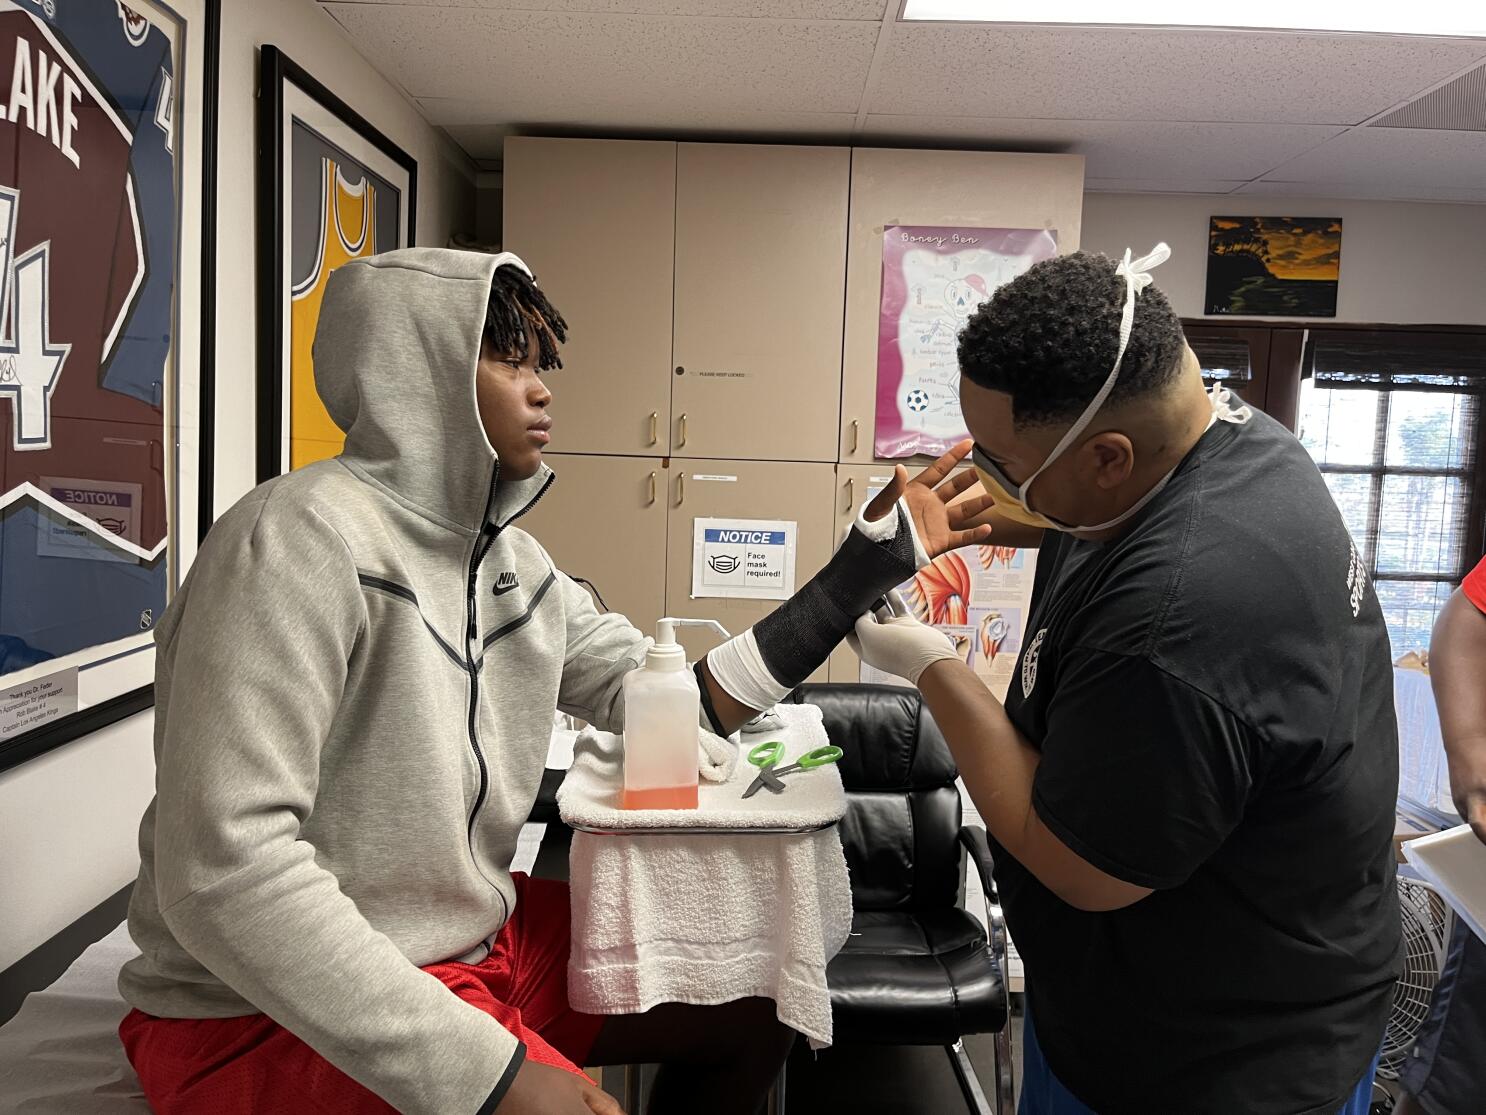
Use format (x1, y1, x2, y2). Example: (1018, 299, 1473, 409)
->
(847, 591, 962, 686)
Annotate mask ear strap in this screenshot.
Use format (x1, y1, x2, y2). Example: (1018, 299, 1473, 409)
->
(1016, 243, 1172, 500)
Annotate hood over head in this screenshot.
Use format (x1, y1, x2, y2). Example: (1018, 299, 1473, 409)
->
(312, 247, 553, 534)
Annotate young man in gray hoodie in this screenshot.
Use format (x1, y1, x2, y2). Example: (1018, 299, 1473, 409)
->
(117, 248, 990, 1115)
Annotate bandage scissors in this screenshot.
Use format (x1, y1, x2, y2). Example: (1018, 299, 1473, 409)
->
(742, 741, 843, 799)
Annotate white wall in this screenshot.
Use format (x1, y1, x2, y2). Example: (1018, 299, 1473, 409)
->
(213, 0, 475, 508)
(0, 0, 474, 973)
(1082, 193, 1486, 326)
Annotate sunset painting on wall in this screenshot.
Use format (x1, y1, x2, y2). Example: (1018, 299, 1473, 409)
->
(1205, 216, 1342, 317)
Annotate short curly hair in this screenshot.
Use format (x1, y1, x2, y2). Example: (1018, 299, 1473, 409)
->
(957, 251, 1186, 427)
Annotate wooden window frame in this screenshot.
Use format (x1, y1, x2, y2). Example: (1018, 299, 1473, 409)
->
(1182, 318, 1486, 582)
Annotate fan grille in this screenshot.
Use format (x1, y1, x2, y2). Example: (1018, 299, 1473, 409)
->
(1377, 878, 1451, 1080)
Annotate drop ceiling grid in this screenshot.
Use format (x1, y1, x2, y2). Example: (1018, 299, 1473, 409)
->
(320, 0, 894, 17)
(320, 2, 1486, 199)
(868, 24, 1486, 125)
(323, 4, 884, 110)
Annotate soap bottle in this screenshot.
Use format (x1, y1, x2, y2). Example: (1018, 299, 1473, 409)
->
(622, 617, 729, 810)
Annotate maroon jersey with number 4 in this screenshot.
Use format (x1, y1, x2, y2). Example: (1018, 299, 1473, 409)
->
(0, 0, 162, 550)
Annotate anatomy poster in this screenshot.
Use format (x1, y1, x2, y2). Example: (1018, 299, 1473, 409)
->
(860, 517, 1038, 700)
(874, 226, 1058, 459)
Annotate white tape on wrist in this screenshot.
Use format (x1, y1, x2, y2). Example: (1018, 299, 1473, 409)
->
(854, 495, 930, 568)
(705, 628, 793, 711)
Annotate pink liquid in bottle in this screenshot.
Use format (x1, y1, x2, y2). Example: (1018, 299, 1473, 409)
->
(622, 784, 699, 810)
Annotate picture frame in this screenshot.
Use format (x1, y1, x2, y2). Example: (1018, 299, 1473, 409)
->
(256, 45, 417, 484)
(0, 0, 221, 775)
(1205, 216, 1342, 318)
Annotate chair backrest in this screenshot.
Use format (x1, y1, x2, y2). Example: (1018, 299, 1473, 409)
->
(785, 684, 962, 912)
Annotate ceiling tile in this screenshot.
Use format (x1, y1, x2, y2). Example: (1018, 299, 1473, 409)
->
(1086, 178, 1249, 194)
(1236, 179, 1486, 203)
(861, 116, 1345, 179)
(869, 25, 1486, 124)
(325, 5, 881, 109)
(1255, 127, 1486, 187)
(321, 0, 889, 15)
(438, 110, 857, 160)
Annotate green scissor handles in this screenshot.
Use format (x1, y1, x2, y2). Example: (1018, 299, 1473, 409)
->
(743, 743, 843, 799)
(746, 741, 788, 796)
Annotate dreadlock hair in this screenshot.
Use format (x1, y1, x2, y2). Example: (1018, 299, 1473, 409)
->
(957, 251, 1186, 428)
(484, 264, 569, 371)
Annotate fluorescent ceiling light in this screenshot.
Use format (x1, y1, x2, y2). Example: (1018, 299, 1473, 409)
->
(900, 0, 1486, 37)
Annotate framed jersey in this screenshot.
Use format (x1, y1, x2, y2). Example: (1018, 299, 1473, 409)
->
(0, 0, 218, 774)
(256, 45, 416, 482)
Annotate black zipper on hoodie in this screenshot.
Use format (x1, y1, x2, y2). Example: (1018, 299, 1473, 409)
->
(463, 462, 556, 845)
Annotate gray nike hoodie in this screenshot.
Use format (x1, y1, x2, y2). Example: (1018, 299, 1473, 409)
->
(119, 248, 651, 1113)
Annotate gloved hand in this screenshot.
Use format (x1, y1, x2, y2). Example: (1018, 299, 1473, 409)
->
(847, 592, 962, 686)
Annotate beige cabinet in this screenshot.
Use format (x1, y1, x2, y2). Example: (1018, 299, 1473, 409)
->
(518, 452, 669, 638)
(503, 138, 676, 457)
(663, 460, 837, 679)
(670, 144, 849, 462)
(839, 149, 1086, 465)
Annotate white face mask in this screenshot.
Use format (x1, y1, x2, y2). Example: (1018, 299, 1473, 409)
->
(971, 243, 1251, 537)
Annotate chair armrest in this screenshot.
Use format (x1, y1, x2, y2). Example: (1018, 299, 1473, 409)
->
(958, 825, 1010, 973)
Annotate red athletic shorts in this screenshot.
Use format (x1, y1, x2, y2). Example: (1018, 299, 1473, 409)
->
(1464, 556, 1485, 614)
(119, 873, 606, 1114)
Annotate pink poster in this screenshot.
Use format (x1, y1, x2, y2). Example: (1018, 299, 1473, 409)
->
(874, 225, 1059, 459)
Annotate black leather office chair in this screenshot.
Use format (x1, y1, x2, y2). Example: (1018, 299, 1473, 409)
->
(783, 683, 1014, 1115)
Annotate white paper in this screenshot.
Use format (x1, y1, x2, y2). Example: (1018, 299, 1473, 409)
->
(1404, 825, 1486, 943)
(691, 517, 797, 601)
(0, 667, 79, 741)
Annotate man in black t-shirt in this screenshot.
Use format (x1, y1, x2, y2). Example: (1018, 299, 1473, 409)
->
(850, 246, 1401, 1114)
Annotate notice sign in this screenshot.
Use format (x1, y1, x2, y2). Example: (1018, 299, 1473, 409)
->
(0, 668, 79, 742)
(38, 476, 144, 563)
(692, 518, 797, 601)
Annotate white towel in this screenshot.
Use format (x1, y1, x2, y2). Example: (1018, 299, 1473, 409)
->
(559, 703, 845, 830)
(698, 727, 738, 783)
(560, 702, 853, 1046)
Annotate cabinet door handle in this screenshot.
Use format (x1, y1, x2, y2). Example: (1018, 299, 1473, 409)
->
(677, 473, 686, 506)
(648, 412, 658, 446)
(850, 419, 860, 454)
(845, 477, 854, 512)
(648, 471, 657, 506)
(678, 413, 688, 448)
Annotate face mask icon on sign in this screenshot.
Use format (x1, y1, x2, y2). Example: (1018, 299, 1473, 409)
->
(708, 553, 741, 575)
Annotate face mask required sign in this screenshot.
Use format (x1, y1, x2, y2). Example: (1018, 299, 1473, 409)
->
(692, 518, 797, 601)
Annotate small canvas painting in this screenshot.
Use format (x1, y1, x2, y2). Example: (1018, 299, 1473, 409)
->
(1205, 216, 1341, 317)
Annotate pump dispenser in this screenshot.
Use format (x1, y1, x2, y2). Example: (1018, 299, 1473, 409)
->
(622, 618, 730, 809)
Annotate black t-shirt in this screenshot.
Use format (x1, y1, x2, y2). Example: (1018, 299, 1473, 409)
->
(997, 409, 1402, 1115)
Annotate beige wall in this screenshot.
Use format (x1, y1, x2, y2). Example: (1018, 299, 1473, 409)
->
(1083, 192, 1486, 326)
(0, 0, 474, 973)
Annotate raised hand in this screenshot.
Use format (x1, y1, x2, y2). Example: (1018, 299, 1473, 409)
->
(863, 439, 995, 558)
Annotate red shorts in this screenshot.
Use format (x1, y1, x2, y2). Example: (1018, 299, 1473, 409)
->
(119, 873, 606, 1114)
(1464, 556, 1486, 614)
